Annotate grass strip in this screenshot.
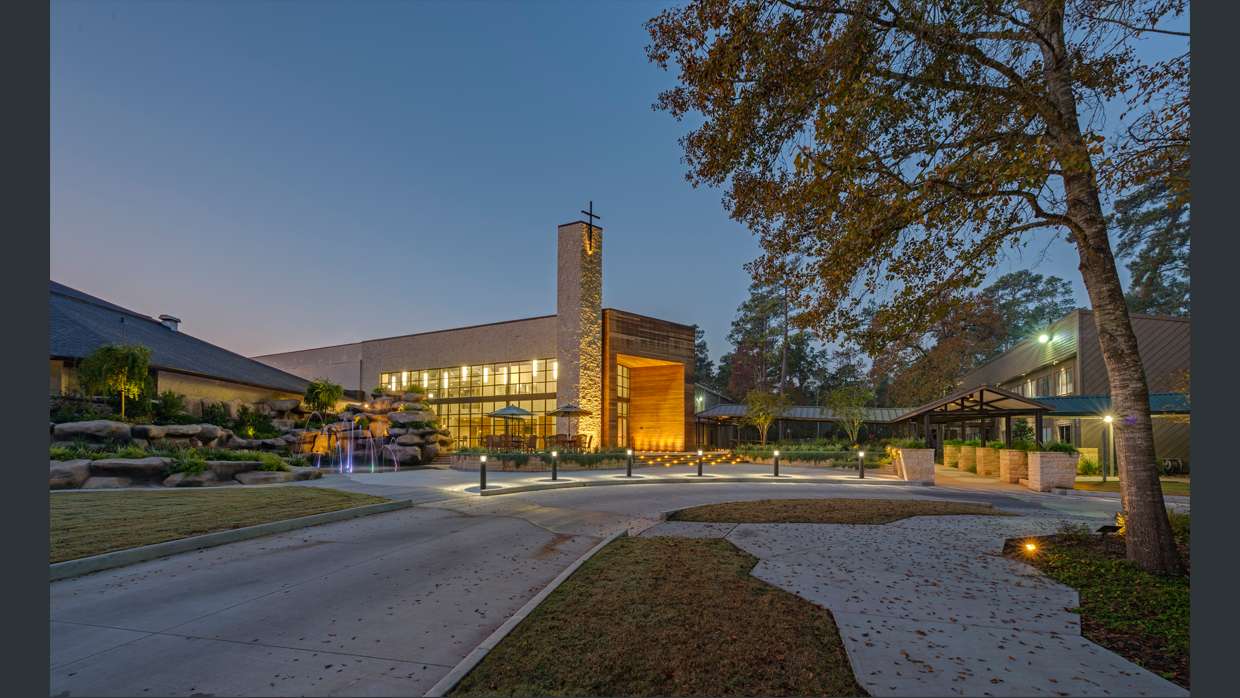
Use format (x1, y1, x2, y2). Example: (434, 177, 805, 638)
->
(667, 498, 1015, 525)
(50, 487, 389, 563)
(1072, 480, 1189, 497)
(1006, 538, 1189, 688)
(449, 537, 865, 697)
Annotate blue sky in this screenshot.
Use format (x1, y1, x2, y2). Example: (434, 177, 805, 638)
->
(50, 1, 1186, 362)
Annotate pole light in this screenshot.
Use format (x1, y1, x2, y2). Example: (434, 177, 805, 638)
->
(626, 449, 633, 477)
(1102, 415, 1112, 483)
(858, 450, 865, 479)
(697, 449, 703, 477)
(480, 454, 487, 491)
(551, 450, 558, 481)
(773, 449, 780, 477)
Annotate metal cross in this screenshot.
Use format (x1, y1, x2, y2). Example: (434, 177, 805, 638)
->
(580, 201, 601, 252)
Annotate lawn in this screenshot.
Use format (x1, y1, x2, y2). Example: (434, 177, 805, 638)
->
(1073, 480, 1190, 497)
(1005, 527, 1190, 689)
(449, 537, 865, 697)
(50, 487, 390, 563)
(667, 498, 1015, 525)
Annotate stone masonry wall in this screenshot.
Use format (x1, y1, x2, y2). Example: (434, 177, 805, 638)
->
(898, 449, 935, 481)
(958, 446, 976, 472)
(999, 450, 1028, 484)
(944, 444, 960, 469)
(557, 222, 602, 446)
(977, 447, 1000, 477)
(1027, 452, 1079, 492)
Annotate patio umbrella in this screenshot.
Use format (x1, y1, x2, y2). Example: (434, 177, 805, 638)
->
(548, 403, 593, 443)
(486, 404, 534, 437)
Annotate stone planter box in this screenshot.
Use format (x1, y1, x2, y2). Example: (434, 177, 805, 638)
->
(896, 448, 935, 482)
(958, 445, 977, 472)
(1027, 452, 1080, 492)
(977, 447, 1000, 477)
(943, 444, 960, 469)
(999, 449, 1029, 484)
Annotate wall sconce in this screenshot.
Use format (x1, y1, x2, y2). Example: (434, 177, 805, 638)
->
(1039, 334, 1051, 343)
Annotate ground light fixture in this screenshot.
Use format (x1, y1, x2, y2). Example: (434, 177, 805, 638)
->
(479, 454, 487, 491)
(626, 449, 633, 477)
(773, 449, 780, 477)
(551, 450, 558, 481)
(858, 450, 865, 479)
(697, 449, 704, 477)
(1102, 415, 1113, 483)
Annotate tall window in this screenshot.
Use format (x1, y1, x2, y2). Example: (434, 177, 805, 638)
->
(617, 364, 630, 399)
(1036, 375, 1052, 397)
(617, 401, 629, 448)
(1058, 367, 1074, 395)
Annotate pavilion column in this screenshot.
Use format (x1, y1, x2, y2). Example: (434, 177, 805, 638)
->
(1035, 411, 1044, 447)
(1004, 414, 1012, 447)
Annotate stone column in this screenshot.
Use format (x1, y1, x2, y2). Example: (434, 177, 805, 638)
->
(556, 221, 603, 447)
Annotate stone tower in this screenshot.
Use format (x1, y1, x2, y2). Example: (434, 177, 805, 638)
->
(556, 220, 602, 445)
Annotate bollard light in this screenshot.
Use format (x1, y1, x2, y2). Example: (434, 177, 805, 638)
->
(551, 450, 559, 481)
(480, 454, 487, 491)
(773, 449, 780, 477)
(626, 448, 633, 477)
(697, 449, 703, 477)
(858, 450, 865, 479)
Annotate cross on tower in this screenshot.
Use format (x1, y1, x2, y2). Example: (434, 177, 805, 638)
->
(580, 201, 601, 252)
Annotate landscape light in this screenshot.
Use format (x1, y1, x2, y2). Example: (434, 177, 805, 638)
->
(859, 451, 865, 458)
(1025, 543, 1036, 551)
(551, 451, 558, 458)
(1104, 415, 1113, 423)
(1039, 334, 1050, 343)
(774, 450, 780, 457)
(627, 449, 633, 456)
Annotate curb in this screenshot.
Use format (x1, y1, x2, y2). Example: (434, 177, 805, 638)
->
(478, 476, 934, 496)
(423, 528, 630, 697)
(1050, 487, 1189, 505)
(50, 500, 414, 582)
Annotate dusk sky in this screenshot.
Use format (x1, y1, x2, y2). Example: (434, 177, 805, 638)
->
(50, 1, 1184, 362)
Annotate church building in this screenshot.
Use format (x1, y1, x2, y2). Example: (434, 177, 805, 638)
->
(252, 219, 696, 452)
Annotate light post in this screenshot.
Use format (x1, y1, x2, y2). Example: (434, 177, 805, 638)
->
(1101, 415, 1112, 483)
(626, 449, 633, 477)
(773, 449, 780, 477)
(551, 450, 558, 481)
(858, 450, 865, 479)
(480, 454, 487, 491)
(697, 449, 703, 477)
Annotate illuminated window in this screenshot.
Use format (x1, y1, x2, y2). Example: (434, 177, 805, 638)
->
(617, 401, 629, 448)
(617, 364, 630, 399)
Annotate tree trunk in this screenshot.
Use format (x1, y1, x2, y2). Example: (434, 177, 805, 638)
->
(1035, 1, 1184, 575)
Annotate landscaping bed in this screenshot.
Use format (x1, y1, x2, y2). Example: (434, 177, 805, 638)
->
(1003, 528, 1190, 689)
(1072, 480, 1190, 497)
(50, 487, 389, 563)
(667, 498, 1015, 525)
(450, 536, 863, 697)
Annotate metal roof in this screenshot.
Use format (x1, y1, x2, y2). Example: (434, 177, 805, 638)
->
(1034, 393, 1189, 417)
(695, 404, 915, 422)
(894, 384, 1058, 422)
(50, 281, 311, 394)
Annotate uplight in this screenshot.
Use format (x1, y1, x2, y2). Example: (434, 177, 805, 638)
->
(1026, 543, 1036, 551)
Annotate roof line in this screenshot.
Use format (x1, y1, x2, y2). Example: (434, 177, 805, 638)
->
(252, 314, 559, 357)
(50, 287, 156, 323)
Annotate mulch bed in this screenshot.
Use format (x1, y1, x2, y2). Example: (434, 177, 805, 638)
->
(668, 498, 1015, 525)
(1004, 534, 1190, 689)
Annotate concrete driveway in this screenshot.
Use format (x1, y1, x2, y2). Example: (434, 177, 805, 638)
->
(51, 467, 1170, 696)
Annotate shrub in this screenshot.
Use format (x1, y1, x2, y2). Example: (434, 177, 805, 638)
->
(900, 439, 927, 449)
(1056, 520, 1093, 541)
(1077, 456, 1100, 476)
(285, 455, 311, 468)
(985, 441, 1006, 449)
(153, 390, 187, 424)
(944, 438, 964, 446)
(304, 377, 345, 415)
(1042, 440, 1079, 453)
(1009, 438, 1037, 452)
(234, 405, 281, 439)
(404, 385, 426, 395)
(967, 464, 978, 473)
(115, 445, 150, 459)
(166, 452, 208, 477)
(255, 452, 291, 471)
(356, 418, 371, 430)
(1011, 417, 1035, 441)
(50, 447, 76, 461)
(200, 402, 230, 427)
(963, 439, 983, 447)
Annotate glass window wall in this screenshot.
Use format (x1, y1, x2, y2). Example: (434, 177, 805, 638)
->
(617, 364, 630, 399)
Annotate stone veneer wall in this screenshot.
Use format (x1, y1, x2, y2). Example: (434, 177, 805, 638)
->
(999, 450, 1029, 484)
(958, 445, 977, 472)
(897, 449, 935, 481)
(1027, 452, 1079, 492)
(976, 447, 1000, 477)
(557, 222, 602, 446)
(944, 444, 960, 469)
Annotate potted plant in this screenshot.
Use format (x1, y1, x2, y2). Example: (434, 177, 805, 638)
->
(959, 439, 981, 472)
(943, 438, 963, 469)
(999, 438, 1035, 484)
(1028, 441, 1080, 492)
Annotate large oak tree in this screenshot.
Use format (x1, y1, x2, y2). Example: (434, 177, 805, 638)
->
(647, 0, 1188, 574)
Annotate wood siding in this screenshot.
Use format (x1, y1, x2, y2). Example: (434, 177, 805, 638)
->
(957, 311, 1082, 389)
(603, 309, 695, 450)
(1078, 311, 1190, 395)
(1081, 418, 1190, 463)
(630, 365, 685, 450)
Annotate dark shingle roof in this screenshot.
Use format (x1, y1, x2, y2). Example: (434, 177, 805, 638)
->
(695, 404, 916, 422)
(50, 281, 310, 394)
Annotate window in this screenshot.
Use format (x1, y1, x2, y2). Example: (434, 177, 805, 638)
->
(1036, 375, 1052, 397)
(1059, 367, 1074, 395)
(617, 401, 629, 448)
(1058, 425, 1072, 442)
(617, 364, 630, 399)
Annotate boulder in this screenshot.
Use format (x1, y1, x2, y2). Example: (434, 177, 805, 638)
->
(53, 420, 131, 442)
(131, 425, 168, 440)
(235, 470, 295, 485)
(80, 476, 132, 490)
(162, 472, 185, 487)
(130, 438, 150, 449)
(381, 389, 405, 397)
(164, 424, 202, 437)
(181, 396, 203, 418)
(383, 445, 422, 465)
(388, 411, 436, 425)
(419, 443, 440, 463)
(50, 460, 92, 489)
(206, 461, 264, 481)
(267, 399, 301, 414)
(438, 436, 455, 446)
(178, 471, 220, 487)
(261, 438, 288, 450)
(412, 427, 441, 436)
(253, 403, 273, 415)
(370, 397, 396, 412)
(401, 392, 426, 403)
(438, 428, 451, 436)
(288, 466, 323, 481)
(386, 427, 407, 437)
(200, 396, 223, 413)
(90, 457, 172, 480)
(391, 401, 424, 411)
(223, 399, 244, 419)
(272, 419, 295, 431)
(197, 424, 223, 442)
(395, 434, 424, 447)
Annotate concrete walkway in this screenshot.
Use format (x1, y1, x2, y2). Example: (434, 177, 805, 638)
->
(51, 465, 1185, 696)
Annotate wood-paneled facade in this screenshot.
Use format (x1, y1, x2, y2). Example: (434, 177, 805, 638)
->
(958, 310, 1190, 462)
(602, 309, 696, 451)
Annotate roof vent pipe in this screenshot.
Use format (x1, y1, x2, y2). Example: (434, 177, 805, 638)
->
(158, 314, 181, 331)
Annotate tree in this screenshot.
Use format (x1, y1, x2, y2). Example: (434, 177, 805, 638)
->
(76, 343, 152, 419)
(740, 390, 793, 445)
(983, 271, 1078, 349)
(727, 339, 769, 397)
(647, 0, 1188, 574)
(824, 383, 875, 446)
(304, 377, 345, 415)
(1011, 417, 1035, 442)
(692, 324, 717, 387)
(1108, 172, 1190, 316)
